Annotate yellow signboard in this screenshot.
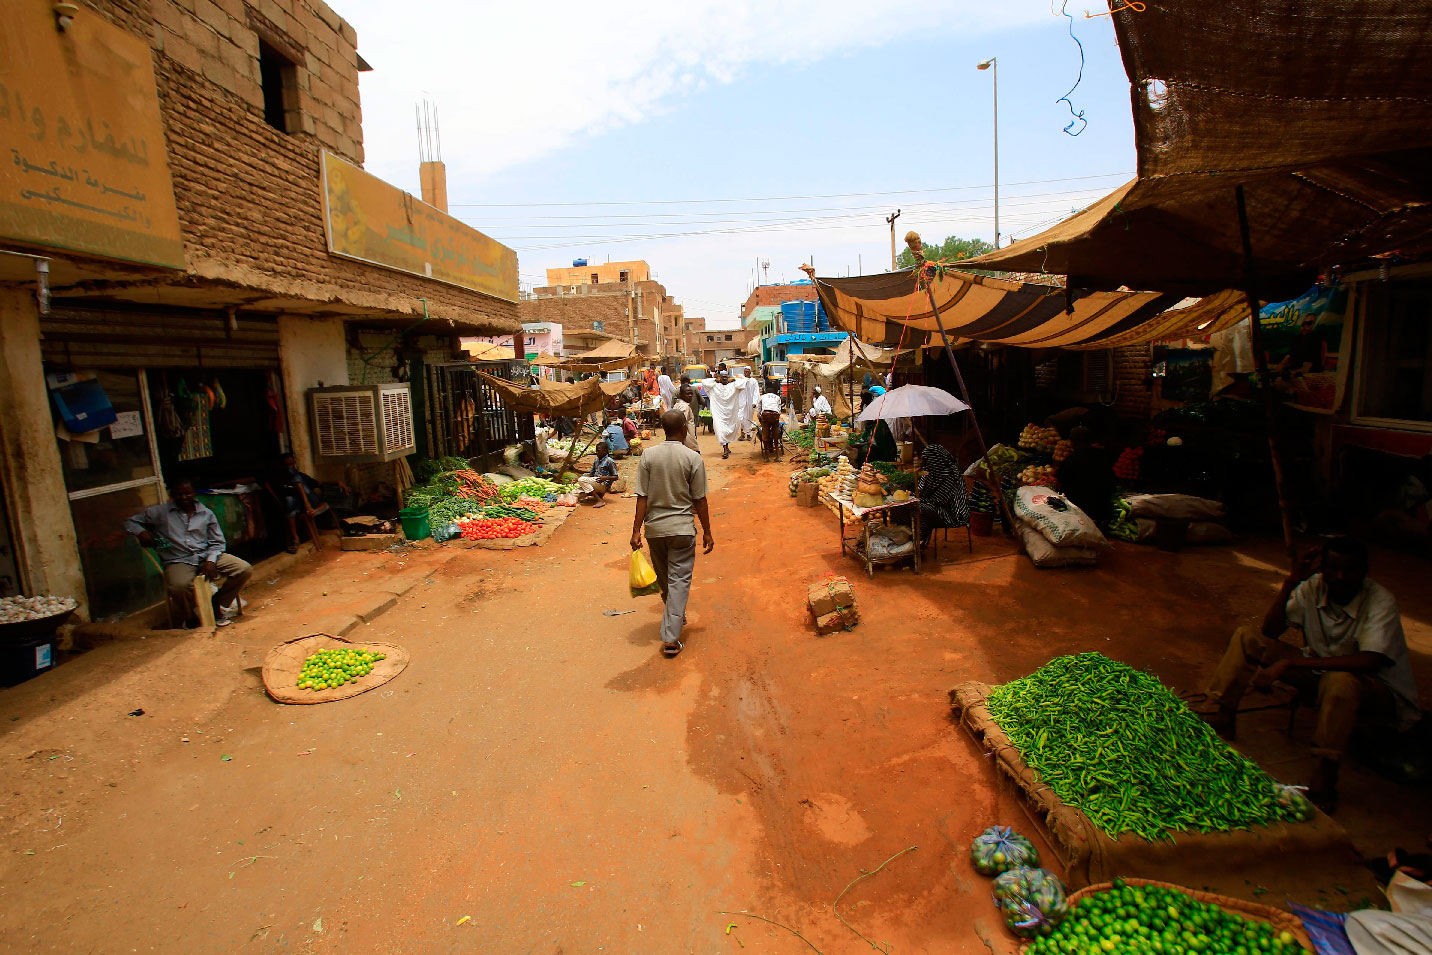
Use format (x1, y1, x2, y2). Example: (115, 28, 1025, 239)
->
(321, 152, 518, 303)
(0, 0, 184, 269)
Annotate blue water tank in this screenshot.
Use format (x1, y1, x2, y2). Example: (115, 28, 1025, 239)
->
(572, 258, 588, 267)
(780, 301, 815, 334)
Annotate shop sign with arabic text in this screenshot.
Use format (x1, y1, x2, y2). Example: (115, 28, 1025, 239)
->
(321, 152, 517, 302)
(0, 0, 185, 269)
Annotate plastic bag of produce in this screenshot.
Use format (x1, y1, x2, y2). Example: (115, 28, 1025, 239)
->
(629, 549, 661, 598)
(993, 867, 1069, 939)
(970, 825, 1039, 876)
(1014, 487, 1107, 548)
(1273, 782, 1315, 822)
(432, 521, 463, 543)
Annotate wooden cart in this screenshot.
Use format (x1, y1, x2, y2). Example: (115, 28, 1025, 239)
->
(835, 496, 921, 577)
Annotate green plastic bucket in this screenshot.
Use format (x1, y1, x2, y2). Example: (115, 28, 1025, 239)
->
(398, 506, 431, 541)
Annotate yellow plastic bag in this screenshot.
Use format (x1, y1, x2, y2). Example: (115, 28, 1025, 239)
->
(629, 549, 661, 598)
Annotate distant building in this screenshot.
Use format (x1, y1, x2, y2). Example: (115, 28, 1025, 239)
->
(740, 280, 817, 322)
(521, 259, 688, 361)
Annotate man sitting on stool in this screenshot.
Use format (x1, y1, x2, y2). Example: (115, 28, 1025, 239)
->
(1199, 537, 1419, 812)
(125, 479, 252, 629)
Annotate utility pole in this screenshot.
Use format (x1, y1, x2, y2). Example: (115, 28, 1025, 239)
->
(977, 57, 999, 248)
(886, 210, 902, 270)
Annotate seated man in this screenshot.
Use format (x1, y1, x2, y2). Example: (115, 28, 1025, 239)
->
(269, 452, 328, 553)
(1055, 426, 1115, 526)
(1200, 537, 1420, 811)
(602, 417, 630, 456)
(576, 441, 621, 507)
(125, 479, 252, 629)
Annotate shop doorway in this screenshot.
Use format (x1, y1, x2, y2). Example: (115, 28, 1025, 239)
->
(144, 368, 291, 567)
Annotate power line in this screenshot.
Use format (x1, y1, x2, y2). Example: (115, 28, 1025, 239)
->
(448, 171, 1131, 209)
(459, 185, 1120, 224)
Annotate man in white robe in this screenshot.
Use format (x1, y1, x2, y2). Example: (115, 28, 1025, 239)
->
(736, 372, 759, 442)
(707, 372, 742, 459)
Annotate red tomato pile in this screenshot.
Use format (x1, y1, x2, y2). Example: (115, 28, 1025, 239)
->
(457, 517, 542, 540)
(1113, 446, 1143, 480)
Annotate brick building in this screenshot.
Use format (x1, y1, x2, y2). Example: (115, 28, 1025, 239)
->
(692, 329, 742, 368)
(0, 0, 519, 620)
(524, 259, 689, 362)
(739, 280, 817, 322)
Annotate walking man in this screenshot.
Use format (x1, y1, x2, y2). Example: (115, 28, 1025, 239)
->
(670, 383, 701, 454)
(125, 479, 252, 628)
(631, 410, 715, 658)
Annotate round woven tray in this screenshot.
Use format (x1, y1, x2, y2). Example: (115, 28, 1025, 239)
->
(1028, 878, 1312, 951)
(261, 633, 409, 705)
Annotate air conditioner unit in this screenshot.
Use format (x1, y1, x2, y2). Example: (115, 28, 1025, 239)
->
(309, 383, 415, 463)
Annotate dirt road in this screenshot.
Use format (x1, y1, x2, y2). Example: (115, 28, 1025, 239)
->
(1, 434, 1427, 953)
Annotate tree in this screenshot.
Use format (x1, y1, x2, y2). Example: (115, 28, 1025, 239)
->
(894, 235, 994, 270)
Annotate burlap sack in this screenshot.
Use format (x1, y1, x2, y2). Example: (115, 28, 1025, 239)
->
(262, 633, 409, 704)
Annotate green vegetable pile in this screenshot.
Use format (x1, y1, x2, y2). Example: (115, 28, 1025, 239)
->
(872, 462, 918, 491)
(986, 653, 1304, 842)
(477, 504, 539, 522)
(412, 456, 472, 483)
(1107, 496, 1140, 543)
(785, 425, 816, 449)
(1026, 879, 1307, 955)
(497, 477, 576, 502)
(296, 646, 386, 691)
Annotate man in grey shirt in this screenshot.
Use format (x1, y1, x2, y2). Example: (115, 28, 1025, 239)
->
(631, 410, 714, 658)
(124, 479, 252, 628)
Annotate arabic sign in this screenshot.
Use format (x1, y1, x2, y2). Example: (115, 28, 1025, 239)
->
(321, 152, 518, 302)
(0, 0, 184, 268)
(1258, 284, 1352, 414)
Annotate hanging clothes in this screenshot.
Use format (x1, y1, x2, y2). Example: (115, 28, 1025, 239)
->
(178, 391, 213, 461)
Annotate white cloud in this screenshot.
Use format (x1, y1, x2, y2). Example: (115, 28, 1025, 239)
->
(342, 0, 1055, 191)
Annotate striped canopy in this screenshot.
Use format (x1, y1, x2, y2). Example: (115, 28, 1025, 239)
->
(812, 268, 1210, 350)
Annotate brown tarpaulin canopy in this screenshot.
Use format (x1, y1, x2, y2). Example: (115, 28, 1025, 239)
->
(957, 0, 1432, 296)
(462, 341, 518, 362)
(559, 339, 638, 372)
(531, 351, 565, 366)
(478, 373, 625, 417)
(813, 269, 1180, 349)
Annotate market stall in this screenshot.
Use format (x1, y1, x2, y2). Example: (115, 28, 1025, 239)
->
(949, 653, 1363, 898)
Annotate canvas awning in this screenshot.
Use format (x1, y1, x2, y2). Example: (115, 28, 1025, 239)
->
(956, 0, 1432, 296)
(813, 269, 1180, 350)
(813, 336, 910, 378)
(558, 339, 637, 373)
(478, 373, 625, 417)
(531, 351, 564, 366)
(462, 341, 518, 362)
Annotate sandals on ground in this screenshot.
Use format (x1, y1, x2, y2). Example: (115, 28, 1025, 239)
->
(661, 639, 683, 658)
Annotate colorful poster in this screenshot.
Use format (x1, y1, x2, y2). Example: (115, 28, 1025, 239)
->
(321, 152, 517, 302)
(0, 0, 184, 268)
(1160, 348, 1214, 402)
(1257, 284, 1352, 414)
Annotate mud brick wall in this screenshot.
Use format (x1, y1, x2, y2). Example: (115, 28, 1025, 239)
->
(1111, 344, 1154, 419)
(80, 0, 518, 332)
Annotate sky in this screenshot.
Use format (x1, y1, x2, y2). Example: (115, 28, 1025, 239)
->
(339, 0, 1139, 329)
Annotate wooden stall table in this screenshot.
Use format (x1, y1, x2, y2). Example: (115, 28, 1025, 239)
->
(834, 495, 921, 578)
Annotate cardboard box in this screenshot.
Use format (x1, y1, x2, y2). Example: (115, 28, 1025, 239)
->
(795, 483, 820, 507)
(808, 577, 856, 619)
(340, 533, 401, 552)
(815, 607, 859, 635)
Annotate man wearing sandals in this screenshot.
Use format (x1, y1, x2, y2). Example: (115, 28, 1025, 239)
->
(1199, 537, 1419, 812)
(630, 410, 715, 658)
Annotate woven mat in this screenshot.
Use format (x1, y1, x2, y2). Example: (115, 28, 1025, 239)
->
(262, 633, 409, 705)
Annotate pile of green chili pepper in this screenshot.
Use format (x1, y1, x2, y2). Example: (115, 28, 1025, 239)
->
(986, 653, 1301, 842)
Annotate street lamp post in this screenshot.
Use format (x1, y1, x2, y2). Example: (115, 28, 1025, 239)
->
(977, 57, 998, 249)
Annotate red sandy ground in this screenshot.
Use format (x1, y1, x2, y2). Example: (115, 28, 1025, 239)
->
(0, 433, 1427, 953)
